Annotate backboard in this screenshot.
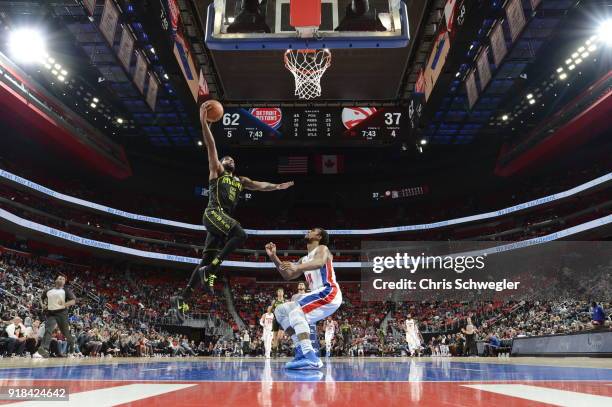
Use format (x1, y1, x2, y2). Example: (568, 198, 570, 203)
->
(202, 0, 411, 101)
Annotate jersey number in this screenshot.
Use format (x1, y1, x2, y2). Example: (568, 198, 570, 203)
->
(305, 273, 313, 287)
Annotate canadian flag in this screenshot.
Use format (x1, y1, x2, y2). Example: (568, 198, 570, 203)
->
(315, 155, 344, 174)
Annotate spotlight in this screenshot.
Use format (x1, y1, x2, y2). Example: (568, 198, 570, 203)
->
(526, 94, 533, 99)
(581, 52, 589, 58)
(150, 47, 156, 54)
(575, 58, 582, 64)
(93, 97, 99, 103)
(577, 46, 585, 53)
(51, 69, 58, 75)
(228, 17, 235, 23)
(54, 63, 61, 70)
(559, 73, 567, 80)
(571, 52, 578, 58)
(117, 118, 124, 124)
(597, 19, 612, 45)
(588, 44, 597, 52)
(60, 69, 67, 76)
(568, 64, 575, 70)
(164, 73, 169, 80)
(57, 75, 65, 82)
(565, 59, 572, 65)
(197, 140, 203, 146)
(556, 67, 563, 73)
(90, 102, 97, 108)
(419, 138, 428, 145)
(9, 28, 47, 64)
(528, 99, 535, 105)
(502, 114, 509, 121)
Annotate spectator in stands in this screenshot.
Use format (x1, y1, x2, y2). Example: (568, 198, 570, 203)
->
(5, 316, 27, 355)
(197, 341, 207, 356)
(180, 336, 196, 356)
(25, 319, 41, 354)
(591, 302, 606, 327)
(483, 332, 501, 356)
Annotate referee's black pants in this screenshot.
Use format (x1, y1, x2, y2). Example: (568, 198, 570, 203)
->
(41, 310, 75, 354)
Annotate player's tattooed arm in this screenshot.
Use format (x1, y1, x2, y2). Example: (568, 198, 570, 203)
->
(240, 176, 294, 191)
(199, 103, 223, 179)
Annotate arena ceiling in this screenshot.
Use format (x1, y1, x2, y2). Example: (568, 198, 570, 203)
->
(0, 0, 609, 169)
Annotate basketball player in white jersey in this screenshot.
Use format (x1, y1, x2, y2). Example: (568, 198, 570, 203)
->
(324, 317, 337, 357)
(405, 314, 423, 357)
(265, 227, 342, 369)
(260, 306, 275, 359)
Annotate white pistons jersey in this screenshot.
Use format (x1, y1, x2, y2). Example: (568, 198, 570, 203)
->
(405, 319, 418, 334)
(260, 313, 274, 331)
(296, 245, 342, 324)
(299, 246, 338, 291)
(325, 320, 336, 335)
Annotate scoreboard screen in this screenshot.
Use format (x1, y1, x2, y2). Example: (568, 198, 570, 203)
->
(210, 107, 410, 145)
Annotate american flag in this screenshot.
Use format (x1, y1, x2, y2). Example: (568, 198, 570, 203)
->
(278, 156, 308, 174)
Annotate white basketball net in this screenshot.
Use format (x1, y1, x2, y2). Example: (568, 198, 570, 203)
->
(284, 49, 332, 100)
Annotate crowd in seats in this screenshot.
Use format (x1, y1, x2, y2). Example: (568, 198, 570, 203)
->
(0, 250, 230, 358)
(0, 243, 609, 359)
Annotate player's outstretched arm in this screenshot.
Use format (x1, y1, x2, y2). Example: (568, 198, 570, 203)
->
(239, 176, 294, 192)
(200, 103, 223, 179)
(265, 242, 302, 280)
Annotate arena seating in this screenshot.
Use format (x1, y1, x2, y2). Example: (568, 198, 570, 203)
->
(2, 247, 608, 358)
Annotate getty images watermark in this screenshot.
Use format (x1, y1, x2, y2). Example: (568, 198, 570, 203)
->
(370, 252, 519, 292)
(360, 241, 611, 302)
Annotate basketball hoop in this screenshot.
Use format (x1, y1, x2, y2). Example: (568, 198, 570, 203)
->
(284, 48, 332, 100)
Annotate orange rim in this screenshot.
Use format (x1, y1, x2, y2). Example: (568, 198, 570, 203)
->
(284, 49, 332, 75)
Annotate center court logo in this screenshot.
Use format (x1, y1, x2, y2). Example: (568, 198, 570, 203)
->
(250, 108, 282, 129)
(341, 107, 377, 129)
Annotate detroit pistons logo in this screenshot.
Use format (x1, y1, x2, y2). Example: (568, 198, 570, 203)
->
(250, 108, 282, 129)
(342, 107, 377, 129)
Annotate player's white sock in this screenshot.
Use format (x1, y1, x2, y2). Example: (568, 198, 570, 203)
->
(286, 307, 315, 355)
(299, 339, 314, 354)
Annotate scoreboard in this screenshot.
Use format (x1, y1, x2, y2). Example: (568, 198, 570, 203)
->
(210, 107, 411, 145)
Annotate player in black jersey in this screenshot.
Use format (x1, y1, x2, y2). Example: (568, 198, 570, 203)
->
(271, 287, 286, 357)
(175, 102, 294, 313)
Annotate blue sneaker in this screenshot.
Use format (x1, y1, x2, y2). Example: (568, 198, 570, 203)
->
(290, 346, 305, 363)
(285, 350, 323, 370)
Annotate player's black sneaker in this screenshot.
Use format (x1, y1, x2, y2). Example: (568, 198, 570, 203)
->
(199, 264, 220, 293)
(207, 273, 217, 292)
(170, 295, 186, 323)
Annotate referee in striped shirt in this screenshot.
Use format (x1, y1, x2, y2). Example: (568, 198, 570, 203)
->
(33, 275, 76, 358)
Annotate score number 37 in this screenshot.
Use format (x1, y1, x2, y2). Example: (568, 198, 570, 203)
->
(384, 112, 402, 138)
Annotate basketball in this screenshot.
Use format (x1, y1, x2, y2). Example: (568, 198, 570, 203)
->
(205, 100, 224, 123)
